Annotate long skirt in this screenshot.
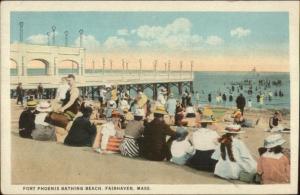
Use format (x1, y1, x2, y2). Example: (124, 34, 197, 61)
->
(44, 112, 70, 128)
(119, 137, 140, 157)
(187, 149, 217, 172)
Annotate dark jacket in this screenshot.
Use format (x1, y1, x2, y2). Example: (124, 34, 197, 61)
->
(140, 117, 176, 161)
(236, 95, 246, 108)
(19, 109, 36, 138)
(64, 116, 97, 147)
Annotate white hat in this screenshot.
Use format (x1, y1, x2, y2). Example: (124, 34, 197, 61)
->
(108, 100, 115, 107)
(264, 134, 286, 149)
(105, 84, 112, 88)
(222, 124, 245, 134)
(134, 108, 145, 117)
(36, 101, 52, 112)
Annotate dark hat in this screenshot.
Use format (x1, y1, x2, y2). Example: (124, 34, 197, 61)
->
(82, 106, 93, 117)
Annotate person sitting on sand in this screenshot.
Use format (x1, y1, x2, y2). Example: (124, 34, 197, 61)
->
(105, 100, 116, 118)
(266, 111, 289, 132)
(211, 125, 257, 180)
(119, 97, 130, 111)
(256, 134, 290, 184)
(157, 88, 167, 106)
(170, 127, 195, 165)
(136, 90, 148, 116)
(185, 102, 196, 118)
(186, 111, 219, 172)
(64, 106, 97, 147)
(58, 74, 80, 120)
(18, 100, 38, 139)
(93, 110, 124, 154)
(31, 101, 56, 141)
(140, 106, 176, 161)
(119, 109, 145, 158)
(232, 110, 256, 128)
(175, 103, 188, 127)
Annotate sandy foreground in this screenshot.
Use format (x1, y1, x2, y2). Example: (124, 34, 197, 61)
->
(10, 100, 290, 185)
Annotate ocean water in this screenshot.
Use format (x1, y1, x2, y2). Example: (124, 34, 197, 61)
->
(10, 68, 290, 110)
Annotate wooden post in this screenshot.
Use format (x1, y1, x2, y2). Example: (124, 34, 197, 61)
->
(102, 58, 105, 78)
(122, 59, 125, 80)
(168, 60, 170, 80)
(180, 61, 183, 80)
(190, 60, 194, 80)
(139, 58, 142, 81)
(190, 81, 194, 93)
(153, 83, 157, 100)
(91, 86, 95, 100)
(178, 82, 182, 95)
(166, 83, 170, 95)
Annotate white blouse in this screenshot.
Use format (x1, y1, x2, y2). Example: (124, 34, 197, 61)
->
(192, 128, 219, 151)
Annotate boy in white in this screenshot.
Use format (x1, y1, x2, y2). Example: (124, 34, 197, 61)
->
(170, 127, 195, 165)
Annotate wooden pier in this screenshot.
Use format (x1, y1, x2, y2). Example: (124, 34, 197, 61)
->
(10, 43, 195, 100)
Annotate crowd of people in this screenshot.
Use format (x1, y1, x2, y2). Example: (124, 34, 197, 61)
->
(201, 78, 286, 109)
(17, 74, 290, 184)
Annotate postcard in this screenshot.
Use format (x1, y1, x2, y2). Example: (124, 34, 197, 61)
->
(1, 1, 299, 194)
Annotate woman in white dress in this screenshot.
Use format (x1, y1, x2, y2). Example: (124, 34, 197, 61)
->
(211, 125, 257, 180)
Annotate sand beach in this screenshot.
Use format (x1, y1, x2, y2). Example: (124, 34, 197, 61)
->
(10, 100, 290, 185)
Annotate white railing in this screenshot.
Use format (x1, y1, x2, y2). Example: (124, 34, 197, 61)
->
(10, 70, 194, 89)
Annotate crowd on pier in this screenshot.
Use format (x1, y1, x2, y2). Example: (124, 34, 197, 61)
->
(16, 74, 290, 184)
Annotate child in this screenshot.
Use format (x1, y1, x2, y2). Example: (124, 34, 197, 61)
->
(170, 127, 195, 165)
(257, 134, 290, 184)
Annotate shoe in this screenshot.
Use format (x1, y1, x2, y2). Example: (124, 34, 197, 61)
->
(103, 150, 118, 154)
(94, 148, 103, 153)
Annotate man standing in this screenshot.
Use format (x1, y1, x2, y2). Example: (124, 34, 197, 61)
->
(16, 82, 24, 106)
(37, 83, 44, 99)
(236, 93, 246, 115)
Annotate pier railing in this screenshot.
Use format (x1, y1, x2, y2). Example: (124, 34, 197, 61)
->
(10, 70, 194, 89)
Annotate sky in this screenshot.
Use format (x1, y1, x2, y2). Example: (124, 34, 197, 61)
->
(11, 12, 289, 71)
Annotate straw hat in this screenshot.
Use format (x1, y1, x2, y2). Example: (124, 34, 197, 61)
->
(108, 100, 115, 107)
(153, 105, 168, 115)
(175, 126, 188, 141)
(199, 115, 217, 123)
(203, 107, 214, 117)
(36, 101, 52, 112)
(199, 107, 216, 123)
(134, 108, 145, 117)
(123, 107, 129, 113)
(222, 124, 244, 134)
(264, 134, 286, 149)
(111, 110, 121, 118)
(26, 100, 38, 108)
(233, 110, 242, 118)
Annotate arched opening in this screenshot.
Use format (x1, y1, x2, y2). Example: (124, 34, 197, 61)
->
(10, 58, 18, 76)
(58, 60, 79, 75)
(27, 59, 49, 75)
